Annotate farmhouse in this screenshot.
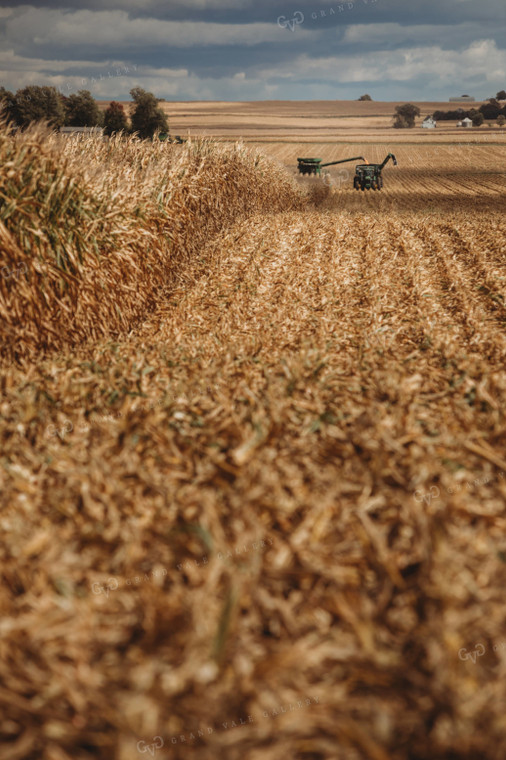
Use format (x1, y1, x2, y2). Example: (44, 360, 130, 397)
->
(456, 117, 473, 128)
(422, 116, 436, 129)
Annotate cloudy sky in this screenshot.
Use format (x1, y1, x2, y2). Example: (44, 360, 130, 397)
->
(0, 0, 505, 101)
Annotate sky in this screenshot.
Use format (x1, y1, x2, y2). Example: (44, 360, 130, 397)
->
(0, 0, 505, 102)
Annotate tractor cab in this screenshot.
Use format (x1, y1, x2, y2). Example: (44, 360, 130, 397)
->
(354, 164, 379, 190)
(353, 153, 398, 191)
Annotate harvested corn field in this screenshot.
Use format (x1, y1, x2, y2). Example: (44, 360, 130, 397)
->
(1, 122, 506, 760)
(266, 140, 506, 206)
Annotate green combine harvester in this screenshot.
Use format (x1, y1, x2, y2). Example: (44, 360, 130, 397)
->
(297, 156, 365, 177)
(353, 153, 398, 190)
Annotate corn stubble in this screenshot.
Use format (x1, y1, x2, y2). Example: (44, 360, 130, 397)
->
(1, 122, 506, 760)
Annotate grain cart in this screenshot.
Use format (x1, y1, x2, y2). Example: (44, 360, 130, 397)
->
(297, 156, 365, 177)
(353, 153, 398, 190)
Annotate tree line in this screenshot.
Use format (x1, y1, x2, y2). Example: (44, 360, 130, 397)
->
(393, 91, 506, 128)
(433, 98, 506, 126)
(0, 85, 169, 139)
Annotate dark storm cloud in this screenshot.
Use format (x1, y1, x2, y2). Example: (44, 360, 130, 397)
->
(1, 0, 503, 25)
(0, 0, 505, 100)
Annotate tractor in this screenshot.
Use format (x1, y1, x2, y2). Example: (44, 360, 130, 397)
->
(353, 153, 398, 190)
(297, 156, 365, 177)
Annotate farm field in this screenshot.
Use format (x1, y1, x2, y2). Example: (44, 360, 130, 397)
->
(1, 117, 506, 760)
(263, 140, 506, 211)
(104, 99, 492, 139)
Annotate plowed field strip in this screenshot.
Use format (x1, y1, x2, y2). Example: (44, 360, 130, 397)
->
(362, 217, 482, 378)
(446, 219, 506, 269)
(138, 207, 502, 391)
(407, 223, 506, 360)
(436, 224, 506, 311)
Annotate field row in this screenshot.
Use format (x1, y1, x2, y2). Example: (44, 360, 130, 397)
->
(259, 141, 506, 174)
(2, 130, 506, 760)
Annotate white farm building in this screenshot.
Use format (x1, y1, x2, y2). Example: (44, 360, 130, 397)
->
(422, 116, 436, 129)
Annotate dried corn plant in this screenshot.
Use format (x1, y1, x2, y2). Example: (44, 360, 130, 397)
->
(1, 122, 506, 760)
(0, 121, 303, 361)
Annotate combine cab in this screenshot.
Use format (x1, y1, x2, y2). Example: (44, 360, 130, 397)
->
(297, 156, 365, 177)
(353, 153, 398, 190)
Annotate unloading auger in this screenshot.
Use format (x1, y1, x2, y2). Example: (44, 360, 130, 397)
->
(297, 156, 366, 177)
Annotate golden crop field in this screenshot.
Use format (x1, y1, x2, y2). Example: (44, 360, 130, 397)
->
(112, 99, 491, 138)
(1, 110, 506, 760)
(265, 139, 506, 209)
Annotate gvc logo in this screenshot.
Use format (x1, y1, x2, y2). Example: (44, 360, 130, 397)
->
(137, 736, 164, 756)
(277, 11, 304, 31)
(458, 643, 485, 664)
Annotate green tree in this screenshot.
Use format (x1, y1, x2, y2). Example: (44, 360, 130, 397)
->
(393, 114, 409, 129)
(129, 87, 168, 139)
(496, 90, 506, 101)
(393, 103, 420, 128)
(497, 114, 506, 127)
(0, 86, 17, 124)
(479, 102, 501, 120)
(471, 112, 484, 127)
(103, 101, 128, 136)
(358, 94, 372, 101)
(11, 85, 66, 128)
(64, 89, 102, 126)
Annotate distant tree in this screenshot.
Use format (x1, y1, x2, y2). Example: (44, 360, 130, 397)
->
(103, 101, 128, 135)
(393, 115, 409, 129)
(10, 85, 66, 128)
(64, 89, 102, 126)
(496, 90, 506, 101)
(497, 114, 505, 126)
(0, 86, 17, 124)
(358, 94, 372, 101)
(129, 87, 168, 139)
(393, 103, 420, 128)
(434, 108, 473, 121)
(471, 112, 484, 127)
(479, 102, 501, 120)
